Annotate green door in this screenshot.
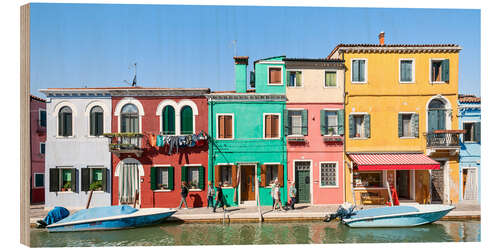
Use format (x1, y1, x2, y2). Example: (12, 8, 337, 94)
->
(295, 161, 311, 203)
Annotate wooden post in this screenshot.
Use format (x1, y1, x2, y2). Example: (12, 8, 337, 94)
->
(386, 181, 393, 206)
(133, 190, 139, 208)
(85, 190, 94, 209)
(256, 176, 263, 222)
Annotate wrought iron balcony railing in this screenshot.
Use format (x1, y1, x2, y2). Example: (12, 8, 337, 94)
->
(426, 130, 464, 148)
(103, 133, 143, 156)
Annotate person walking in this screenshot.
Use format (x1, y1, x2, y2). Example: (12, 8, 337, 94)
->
(213, 182, 225, 213)
(270, 178, 278, 209)
(207, 181, 215, 209)
(289, 181, 297, 210)
(273, 182, 285, 211)
(178, 181, 189, 209)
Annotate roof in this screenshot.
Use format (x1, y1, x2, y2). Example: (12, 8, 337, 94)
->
(283, 58, 344, 62)
(458, 94, 481, 103)
(327, 43, 461, 58)
(254, 55, 286, 64)
(211, 89, 256, 94)
(349, 153, 440, 171)
(39, 87, 211, 97)
(30, 95, 46, 102)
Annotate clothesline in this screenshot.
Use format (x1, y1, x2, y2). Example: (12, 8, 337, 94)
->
(144, 131, 208, 155)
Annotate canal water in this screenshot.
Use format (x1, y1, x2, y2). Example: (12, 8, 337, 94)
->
(30, 220, 480, 247)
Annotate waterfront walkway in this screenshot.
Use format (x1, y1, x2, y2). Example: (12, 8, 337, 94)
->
(29, 201, 480, 226)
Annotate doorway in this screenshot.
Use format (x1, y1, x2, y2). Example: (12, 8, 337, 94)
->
(240, 165, 256, 202)
(295, 161, 311, 203)
(462, 168, 478, 201)
(396, 170, 411, 200)
(431, 161, 446, 204)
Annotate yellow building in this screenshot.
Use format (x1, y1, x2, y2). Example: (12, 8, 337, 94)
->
(327, 33, 462, 205)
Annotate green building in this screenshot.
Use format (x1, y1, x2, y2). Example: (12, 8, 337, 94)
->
(207, 56, 287, 206)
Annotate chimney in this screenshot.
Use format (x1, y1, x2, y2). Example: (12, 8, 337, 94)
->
(234, 56, 249, 93)
(378, 31, 385, 45)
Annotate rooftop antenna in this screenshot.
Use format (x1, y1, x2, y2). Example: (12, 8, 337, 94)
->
(123, 62, 137, 87)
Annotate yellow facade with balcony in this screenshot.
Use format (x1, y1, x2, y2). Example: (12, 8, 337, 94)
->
(328, 41, 462, 205)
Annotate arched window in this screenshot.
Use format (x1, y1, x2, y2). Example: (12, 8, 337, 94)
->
(90, 106, 104, 136)
(428, 99, 447, 132)
(180, 106, 193, 135)
(58, 106, 72, 136)
(121, 104, 139, 133)
(162, 105, 175, 135)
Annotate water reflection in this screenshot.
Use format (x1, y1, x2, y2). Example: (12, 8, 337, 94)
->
(30, 220, 480, 247)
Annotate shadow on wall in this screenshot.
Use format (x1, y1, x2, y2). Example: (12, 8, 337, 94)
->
(189, 193, 203, 207)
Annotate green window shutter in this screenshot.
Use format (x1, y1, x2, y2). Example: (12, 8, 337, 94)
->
(287, 71, 291, 86)
(65, 113, 72, 136)
(364, 114, 371, 138)
(150, 167, 157, 190)
(81, 168, 90, 191)
(359, 60, 366, 82)
(301, 109, 308, 136)
(71, 168, 77, 192)
(58, 112, 63, 136)
(412, 114, 419, 138)
(296, 72, 302, 87)
(348, 115, 354, 138)
(40, 110, 47, 127)
(284, 109, 289, 136)
(441, 59, 450, 82)
(102, 168, 108, 192)
(181, 166, 187, 182)
(398, 113, 403, 137)
(352, 60, 359, 82)
(338, 109, 345, 135)
(97, 113, 103, 135)
(474, 122, 481, 143)
(49, 168, 59, 192)
(168, 167, 174, 190)
(198, 166, 205, 190)
(181, 106, 193, 134)
(163, 106, 175, 135)
(90, 112, 96, 136)
(320, 110, 326, 135)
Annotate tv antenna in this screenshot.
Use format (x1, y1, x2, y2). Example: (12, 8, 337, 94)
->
(124, 62, 137, 87)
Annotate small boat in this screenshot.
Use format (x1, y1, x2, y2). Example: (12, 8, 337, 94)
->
(341, 205, 454, 228)
(46, 205, 176, 232)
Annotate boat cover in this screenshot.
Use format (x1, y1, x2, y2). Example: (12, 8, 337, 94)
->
(56, 205, 138, 224)
(44, 207, 70, 225)
(350, 206, 419, 220)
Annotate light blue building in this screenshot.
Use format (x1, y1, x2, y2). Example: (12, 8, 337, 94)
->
(458, 94, 481, 202)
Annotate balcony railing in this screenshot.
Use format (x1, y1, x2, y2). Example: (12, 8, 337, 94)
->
(426, 130, 464, 148)
(103, 133, 143, 156)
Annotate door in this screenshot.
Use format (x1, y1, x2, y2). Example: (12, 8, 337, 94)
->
(431, 161, 445, 203)
(119, 163, 140, 206)
(241, 165, 255, 201)
(295, 161, 311, 203)
(396, 170, 411, 199)
(463, 168, 478, 200)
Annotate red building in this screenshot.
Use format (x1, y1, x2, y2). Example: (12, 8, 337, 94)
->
(107, 88, 210, 208)
(30, 95, 46, 204)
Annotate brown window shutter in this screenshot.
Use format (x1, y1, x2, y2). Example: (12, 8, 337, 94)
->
(270, 68, 281, 83)
(231, 165, 237, 187)
(278, 164, 284, 186)
(265, 115, 271, 138)
(260, 164, 267, 187)
(271, 115, 279, 138)
(218, 116, 225, 138)
(214, 165, 220, 187)
(225, 116, 233, 138)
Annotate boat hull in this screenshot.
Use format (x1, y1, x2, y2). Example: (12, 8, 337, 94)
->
(47, 210, 176, 232)
(343, 205, 454, 228)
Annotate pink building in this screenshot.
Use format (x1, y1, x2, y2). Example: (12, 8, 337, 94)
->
(284, 58, 345, 204)
(30, 95, 46, 204)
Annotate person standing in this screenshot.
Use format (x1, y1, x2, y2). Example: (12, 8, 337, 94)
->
(213, 182, 225, 213)
(289, 181, 297, 210)
(273, 183, 285, 211)
(178, 181, 189, 209)
(270, 178, 278, 209)
(207, 181, 215, 209)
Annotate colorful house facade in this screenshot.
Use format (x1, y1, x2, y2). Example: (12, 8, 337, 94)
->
(207, 56, 287, 207)
(327, 33, 462, 205)
(40, 88, 112, 209)
(458, 94, 480, 202)
(107, 88, 210, 208)
(284, 58, 346, 204)
(30, 95, 47, 204)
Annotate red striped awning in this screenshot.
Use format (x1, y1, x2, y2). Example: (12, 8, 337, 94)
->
(349, 153, 440, 171)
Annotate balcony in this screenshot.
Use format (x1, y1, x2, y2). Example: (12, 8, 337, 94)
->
(425, 130, 465, 155)
(103, 133, 144, 157)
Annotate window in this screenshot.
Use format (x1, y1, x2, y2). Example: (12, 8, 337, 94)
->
(218, 165, 233, 187)
(40, 142, 45, 154)
(321, 109, 344, 136)
(431, 59, 450, 83)
(353, 171, 382, 188)
(352, 59, 367, 83)
(162, 105, 175, 135)
(150, 166, 174, 190)
(287, 110, 306, 136)
(325, 111, 338, 135)
(287, 71, 302, 87)
(261, 164, 284, 187)
(320, 163, 338, 187)
(120, 104, 139, 132)
(90, 106, 104, 136)
(217, 114, 233, 139)
(400, 59, 414, 83)
(49, 168, 76, 192)
(266, 165, 279, 186)
(463, 122, 481, 143)
(81, 167, 108, 192)
(349, 114, 370, 138)
(325, 71, 337, 87)
(264, 114, 280, 139)
(398, 113, 419, 138)
(180, 106, 193, 135)
(181, 165, 204, 190)
(58, 106, 72, 136)
(34, 173, 44, 188)
(268, 67, 282, 85)
(39, 110, 46, 127)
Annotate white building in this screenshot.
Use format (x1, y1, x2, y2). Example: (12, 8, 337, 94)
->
(40, 88, 112, 209)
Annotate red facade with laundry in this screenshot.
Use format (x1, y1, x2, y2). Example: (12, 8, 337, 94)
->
(108, 88, 210, 208)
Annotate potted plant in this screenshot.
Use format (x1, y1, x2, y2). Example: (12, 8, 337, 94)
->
(63, 182, 72, 192)
(90, 180, 103, 191)
(328, 127, 334, 136)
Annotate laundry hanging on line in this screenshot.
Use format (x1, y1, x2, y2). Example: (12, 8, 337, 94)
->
(145, 131, 208, 155)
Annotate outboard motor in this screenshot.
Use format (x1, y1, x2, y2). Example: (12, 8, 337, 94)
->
(324, 203, 357, 222)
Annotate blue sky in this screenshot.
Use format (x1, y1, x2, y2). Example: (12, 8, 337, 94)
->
(30, 4, 480, 96)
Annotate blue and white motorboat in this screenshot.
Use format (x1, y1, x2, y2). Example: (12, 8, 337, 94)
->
(341, 205, 454, 228)
(46, 205, 176, 232)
